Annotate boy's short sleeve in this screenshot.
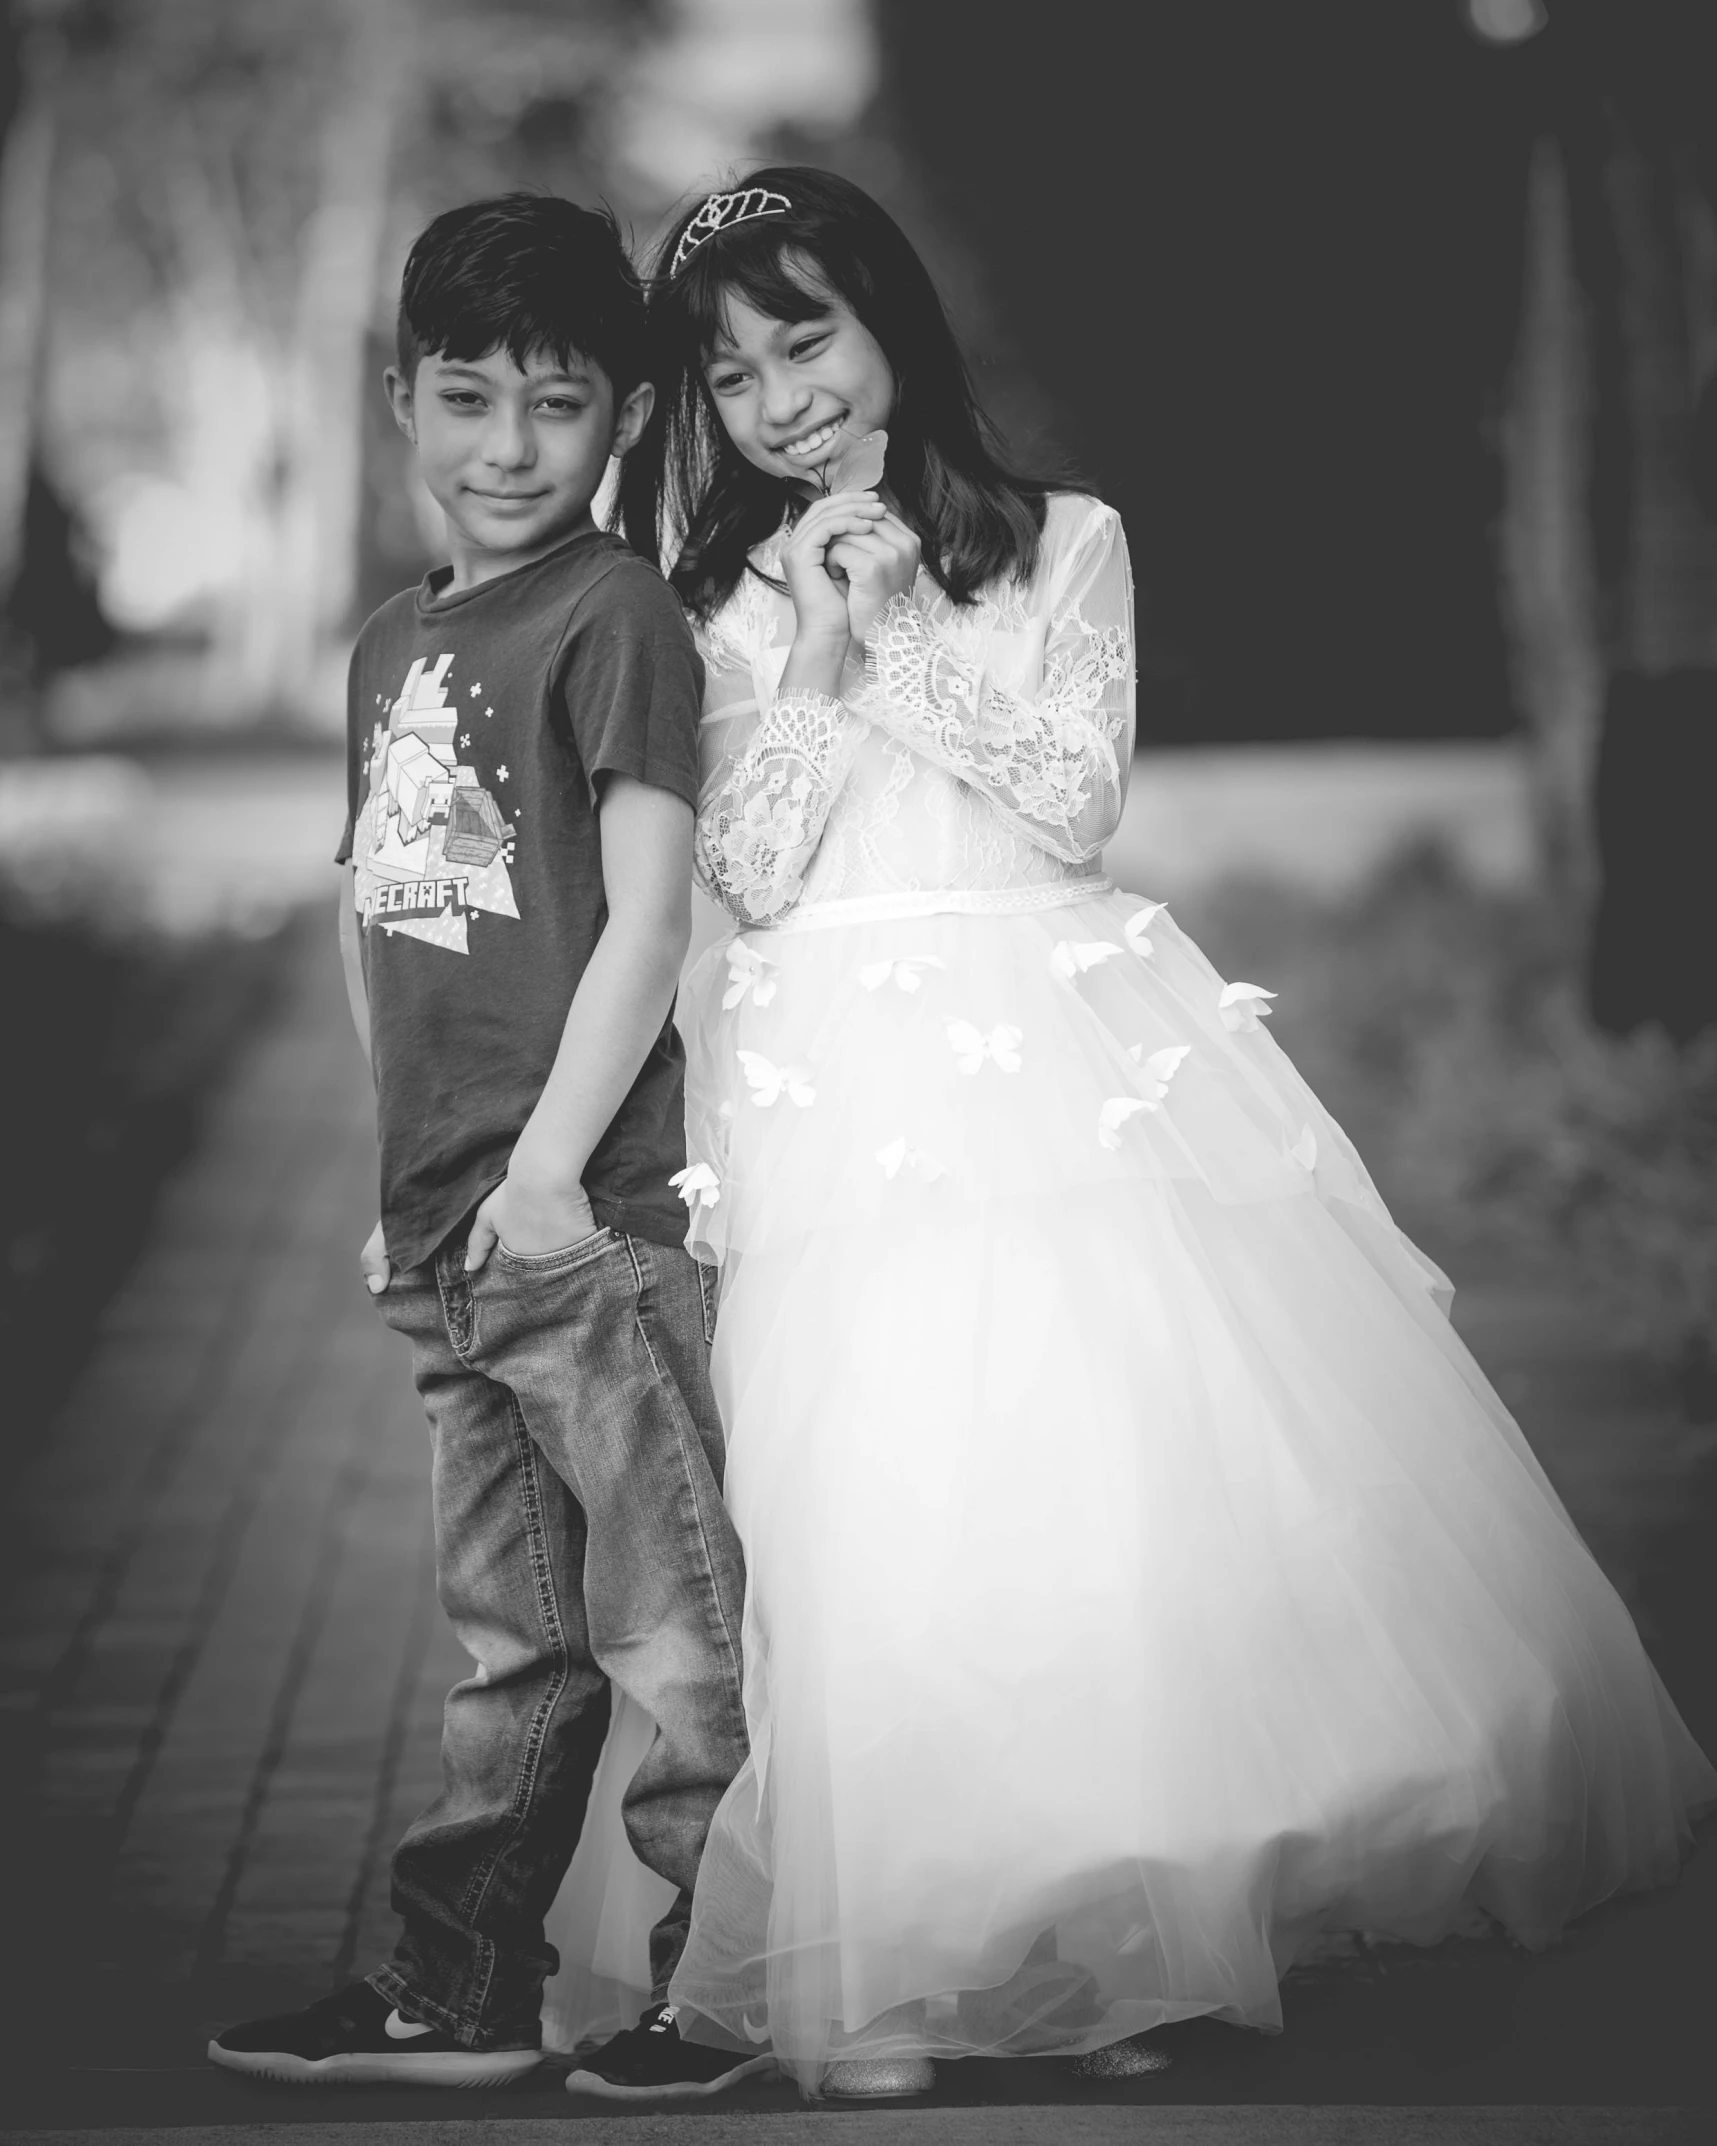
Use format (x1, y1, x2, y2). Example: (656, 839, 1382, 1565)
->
(556, 560, 703, 809)
(335, 639, 363, 866)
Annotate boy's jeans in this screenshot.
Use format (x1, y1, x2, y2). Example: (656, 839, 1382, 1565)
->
(364, 1222, 748, 2051)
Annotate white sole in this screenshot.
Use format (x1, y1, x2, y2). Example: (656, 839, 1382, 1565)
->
(563, 2053, 776, 2100)
(207, 2040, 542, 2087)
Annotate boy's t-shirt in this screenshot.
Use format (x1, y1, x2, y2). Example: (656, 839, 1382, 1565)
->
(337, 527, 703, 1270)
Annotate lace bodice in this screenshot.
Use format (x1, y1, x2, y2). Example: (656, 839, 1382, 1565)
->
(691, 493, 1135, 924)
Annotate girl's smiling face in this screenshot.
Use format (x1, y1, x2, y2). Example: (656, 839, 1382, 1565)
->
(702, 284, 895, 493)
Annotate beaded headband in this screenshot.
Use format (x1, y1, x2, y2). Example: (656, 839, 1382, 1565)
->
(670, 186, 793, 276)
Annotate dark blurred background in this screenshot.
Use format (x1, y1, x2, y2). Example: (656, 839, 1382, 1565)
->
(5, 0, 1712, 1419)
(1, 1, 1715, 2116)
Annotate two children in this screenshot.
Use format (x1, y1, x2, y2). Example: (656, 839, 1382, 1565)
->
(208, 198, 763, 2100)
(213, 172, 1713, 2107)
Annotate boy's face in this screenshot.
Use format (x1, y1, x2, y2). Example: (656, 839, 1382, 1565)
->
(387, 345, 652, 588)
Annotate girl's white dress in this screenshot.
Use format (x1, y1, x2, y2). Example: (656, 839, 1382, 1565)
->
(543, 492, 1714, 2086)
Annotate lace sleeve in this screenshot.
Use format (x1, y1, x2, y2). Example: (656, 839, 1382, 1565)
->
(856, 504, 1135, 864)
(692, 652, 867, 924)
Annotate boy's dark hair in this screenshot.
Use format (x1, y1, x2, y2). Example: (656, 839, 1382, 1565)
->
(621, 165, 1065, 621)
(396, 193, 647, 397)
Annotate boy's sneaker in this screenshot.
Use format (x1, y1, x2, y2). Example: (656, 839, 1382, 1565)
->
(564, 2003, 774, 2100)
(207, 1980, 542, 2086)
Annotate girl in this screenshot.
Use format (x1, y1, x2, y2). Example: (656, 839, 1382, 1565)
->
(553, 167, 1714, 2100)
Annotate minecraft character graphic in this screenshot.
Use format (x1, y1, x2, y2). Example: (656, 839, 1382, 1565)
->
(352, 655, 518, 955)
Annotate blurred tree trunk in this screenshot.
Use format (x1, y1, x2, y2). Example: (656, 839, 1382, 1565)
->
(140, 0, 403, 722)
(1604, 132, 1717, 669)
(1585, 116, 1717, 1040)
(181, 0, 407, 719)
(232, 0, 407, 713)
(1496, 0, 1717, 1041)
(0, 0, 63, 746)
(1497, 137, 1603, 917)
(157, 149, 288, 712)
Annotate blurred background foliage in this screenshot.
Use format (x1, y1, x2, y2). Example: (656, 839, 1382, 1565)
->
(0, 0, 1713, 1413)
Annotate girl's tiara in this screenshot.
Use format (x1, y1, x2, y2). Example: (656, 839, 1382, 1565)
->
(670, 186, 792, 276)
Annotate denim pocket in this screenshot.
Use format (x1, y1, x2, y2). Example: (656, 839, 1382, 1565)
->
(494, 1226, 615, 1274)
(695, 1258, 719, 1346)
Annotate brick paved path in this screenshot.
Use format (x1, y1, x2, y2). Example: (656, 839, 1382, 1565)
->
(1, 902, 1711, 2132)
(1, 909, 468, 2063)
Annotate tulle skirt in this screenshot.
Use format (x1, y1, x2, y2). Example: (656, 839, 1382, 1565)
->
(543, 885, 1715, 2085)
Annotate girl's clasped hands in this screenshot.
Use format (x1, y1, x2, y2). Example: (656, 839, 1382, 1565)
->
(782, 487, 920, 653)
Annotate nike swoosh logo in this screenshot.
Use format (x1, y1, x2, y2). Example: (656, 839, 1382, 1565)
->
(384, 2010, 435, 2040)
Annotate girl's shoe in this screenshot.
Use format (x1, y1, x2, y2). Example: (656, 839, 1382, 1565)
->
(1069, 2033, 1174, 2078)
(821, 2056, 937, 2098)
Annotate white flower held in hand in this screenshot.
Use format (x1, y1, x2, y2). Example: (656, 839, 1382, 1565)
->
(817, 427, 888, 496)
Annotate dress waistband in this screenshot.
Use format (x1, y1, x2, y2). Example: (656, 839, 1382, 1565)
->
(764, 878, 1114, 934)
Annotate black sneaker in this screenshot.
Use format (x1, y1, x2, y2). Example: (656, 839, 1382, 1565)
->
(207, 1979, 542, 2086)
(564, 2003, 774, 2100)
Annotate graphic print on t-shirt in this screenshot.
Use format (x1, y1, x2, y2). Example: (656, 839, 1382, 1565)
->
(351, 653, 518, 955)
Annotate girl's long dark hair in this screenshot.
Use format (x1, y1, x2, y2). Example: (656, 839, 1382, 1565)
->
(619, 166, 1062, 622)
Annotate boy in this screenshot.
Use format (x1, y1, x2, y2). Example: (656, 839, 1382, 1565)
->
(209, 197, 758, 2100)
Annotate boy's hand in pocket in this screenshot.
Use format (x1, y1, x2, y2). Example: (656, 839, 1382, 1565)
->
(465, 1169, 597, 1273)
(360, 1219, 391, 1296)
